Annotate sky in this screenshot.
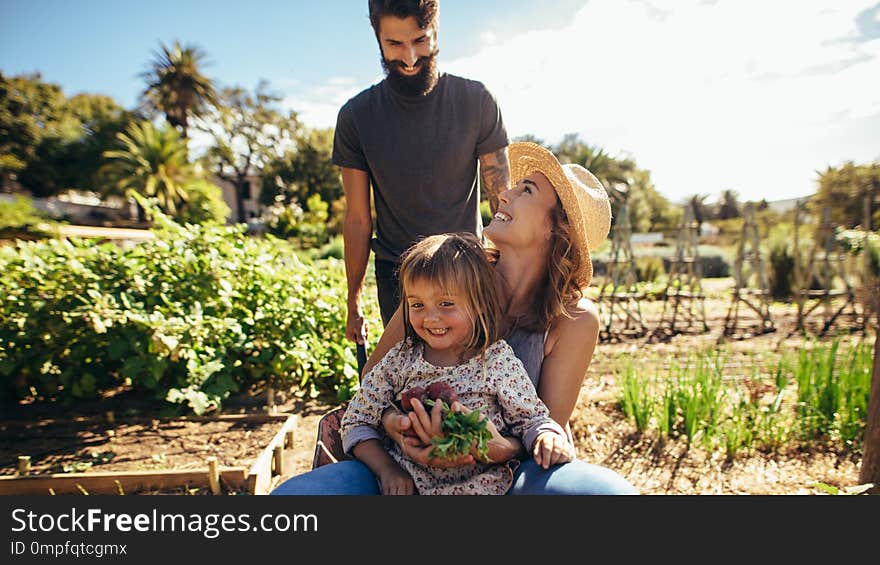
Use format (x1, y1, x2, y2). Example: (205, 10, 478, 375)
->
(2, 0, 879, 204)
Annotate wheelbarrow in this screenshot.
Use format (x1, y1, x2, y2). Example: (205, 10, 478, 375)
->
(310, 343, 366, 469)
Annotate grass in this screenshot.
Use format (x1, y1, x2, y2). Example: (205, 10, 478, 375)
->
(616, 338, 873, 460)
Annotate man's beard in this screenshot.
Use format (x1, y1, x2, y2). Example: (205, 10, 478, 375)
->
(381, 50, 439, 97)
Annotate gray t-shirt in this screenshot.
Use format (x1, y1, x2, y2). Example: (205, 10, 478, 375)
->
(332, 73, 508, 263)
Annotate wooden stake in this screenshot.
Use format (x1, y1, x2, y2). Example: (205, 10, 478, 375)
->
(18, 456, 30, 476)
(272, 445, 284, 476)
(207, 457, 220, 495)
(266, 386, 275, 413)
(246, 414, 298, 495)
(105, 410, 115, 424)
(285, 429, 295, 448)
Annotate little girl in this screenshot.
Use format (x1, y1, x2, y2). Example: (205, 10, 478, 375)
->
(340, 232, 574, 495)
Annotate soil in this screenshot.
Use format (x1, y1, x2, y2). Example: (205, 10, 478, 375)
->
(2, 279, 873, 495)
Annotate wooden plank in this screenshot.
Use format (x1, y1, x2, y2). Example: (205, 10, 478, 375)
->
(246, 414, 298, 495)
(3, 413, 293, 427)
(0, 468, 247, 495)
(57, 224, 154, 241)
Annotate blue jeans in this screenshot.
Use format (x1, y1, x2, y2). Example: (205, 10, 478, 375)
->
(270, 458, 638, 495)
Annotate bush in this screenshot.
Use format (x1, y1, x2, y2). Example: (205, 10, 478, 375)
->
(765, 224, 796, 299)
(635, 256, 665, 282)
(0, 195, 55, 238)
(836, 227, 880, 277)
(660, 255, 730, 278)
(0, 202, 362, 414)
(177, 180, 230, 225)
(261, 194, 330, 249)
(311, 234, 344, 260)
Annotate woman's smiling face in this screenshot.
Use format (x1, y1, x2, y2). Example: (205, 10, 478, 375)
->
(484, 172, 559, 249)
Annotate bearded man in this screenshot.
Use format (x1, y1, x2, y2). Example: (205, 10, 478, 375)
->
(333, 0, 510, 342)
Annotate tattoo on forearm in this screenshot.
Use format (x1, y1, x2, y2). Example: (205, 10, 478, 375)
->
(480, 147, 510, 212)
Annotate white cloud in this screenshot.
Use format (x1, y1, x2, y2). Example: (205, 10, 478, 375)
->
(283, 76, 371, 130)
(480, 31, 498, 46)
(444, 0, 880, 203)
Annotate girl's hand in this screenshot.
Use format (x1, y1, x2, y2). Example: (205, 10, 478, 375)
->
(375, 461, 416, 495)
(382, 406, 422, 446)
(532, 432, 574, 469)
(404, 398, 475, 468)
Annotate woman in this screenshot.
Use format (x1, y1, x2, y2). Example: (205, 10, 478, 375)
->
(271, 142, 638, 495)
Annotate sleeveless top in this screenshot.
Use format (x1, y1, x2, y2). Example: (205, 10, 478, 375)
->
(505, 327, 576, 444)
(505, 328, 545, 389)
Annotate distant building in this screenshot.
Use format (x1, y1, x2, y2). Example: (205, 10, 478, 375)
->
(211, 175, 264, 224)
(765, 197, 801, 214)
(1, 192, 136, 225)
(631, 232, 664, 245)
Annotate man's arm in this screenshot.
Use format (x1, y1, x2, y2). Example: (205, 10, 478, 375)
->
(478, 146, 510, 214)
(341, 167, 372, 344)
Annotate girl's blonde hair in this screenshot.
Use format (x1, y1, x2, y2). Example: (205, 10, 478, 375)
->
(399, 232, 502, 355)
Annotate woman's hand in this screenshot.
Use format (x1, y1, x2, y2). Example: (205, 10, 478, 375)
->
(407, 399, 523, 466)
(448, 402, 522, 463)
(532, 431, 574, 469)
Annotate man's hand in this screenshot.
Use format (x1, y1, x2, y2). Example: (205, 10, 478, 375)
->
(346, 301, 366, 344)
(341, 167, 371, 345)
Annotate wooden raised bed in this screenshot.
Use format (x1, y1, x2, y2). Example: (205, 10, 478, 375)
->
(1, 412, 298, 495)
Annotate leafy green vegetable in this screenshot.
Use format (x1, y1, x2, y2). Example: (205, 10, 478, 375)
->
(423, 399, 492, 462)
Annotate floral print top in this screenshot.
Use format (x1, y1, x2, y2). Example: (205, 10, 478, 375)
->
(340, 339, 567, 495)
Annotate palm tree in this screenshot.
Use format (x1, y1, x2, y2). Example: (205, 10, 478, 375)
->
(718, 189, 741, 219)
(101, 121, 195, 217)
(554, 134, 634, 201)
(687, 193, 710, 226)
(140, 41, 219, 140)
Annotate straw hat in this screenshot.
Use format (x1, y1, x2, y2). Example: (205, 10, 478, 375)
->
(508, 141, 612, 288)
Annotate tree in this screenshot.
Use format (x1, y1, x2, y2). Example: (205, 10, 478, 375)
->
(1, 73, 138, 197)
(717, 189, 741, 220)
(140, 41, 219, 140)
(261, 127, 342, 207)
(555, 133, 633, 196)
(511, 133, 546, 146)
(101, 121, 196, 217)
(65, 94, 138, 191)
(0, 72, 77, 195)
(27, 93, 137, 196)
(687, 193, 711, 225)
(816, 161, 880, 229)
(201, 81, 300, 223)
(548, 133, 677, 232)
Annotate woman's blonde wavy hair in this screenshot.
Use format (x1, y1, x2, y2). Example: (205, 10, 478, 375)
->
(487, 197, 586, 333)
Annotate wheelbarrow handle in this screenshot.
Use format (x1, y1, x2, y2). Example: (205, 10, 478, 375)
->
(356, 343, 368, 377)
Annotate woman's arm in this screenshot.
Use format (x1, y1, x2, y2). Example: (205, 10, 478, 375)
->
(538, 297, 601, 428)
